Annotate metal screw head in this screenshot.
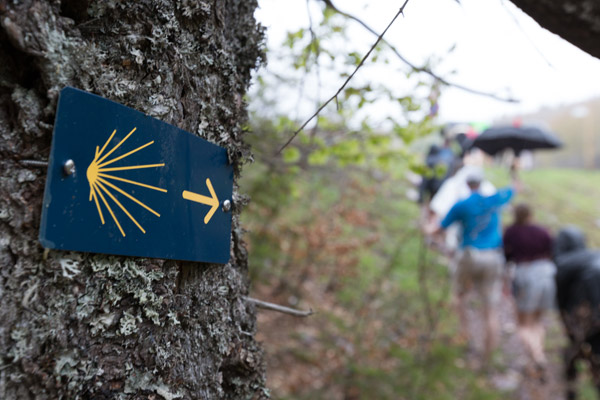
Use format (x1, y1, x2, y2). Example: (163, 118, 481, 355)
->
(63, 159, 76, 176)
(222, 199, 232, 213)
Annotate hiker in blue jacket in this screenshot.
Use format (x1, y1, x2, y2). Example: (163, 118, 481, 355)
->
(428, 168, 516, 364)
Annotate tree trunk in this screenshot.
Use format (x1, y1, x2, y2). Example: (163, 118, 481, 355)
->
(510, 0, 600, 59)
(0, 1, 266, 399)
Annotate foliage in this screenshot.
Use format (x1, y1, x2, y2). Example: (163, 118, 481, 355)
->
(245, 1, 600, 398)
(243, 3, 475, 397)
(249, 1, 441, 176)
(240, 141, 507, 398)
(241, 123, 600, 398)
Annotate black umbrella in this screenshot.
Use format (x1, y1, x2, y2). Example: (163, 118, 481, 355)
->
(471, 125, 563, 156)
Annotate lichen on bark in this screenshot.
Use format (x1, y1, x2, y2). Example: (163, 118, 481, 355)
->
(0, 1, 266, 399)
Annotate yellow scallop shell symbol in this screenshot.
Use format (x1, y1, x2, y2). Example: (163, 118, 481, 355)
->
(86, 127, 167, 237)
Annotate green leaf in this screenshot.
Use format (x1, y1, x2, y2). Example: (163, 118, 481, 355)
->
(307, 148, 330, 165)
(284, 28, 306, 48)
(348, 52, 362, 66)
(282, 147, 301, 163)
(322, 7, 337, 22)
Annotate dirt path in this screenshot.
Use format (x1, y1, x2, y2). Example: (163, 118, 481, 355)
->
(463, 293, 568, 399)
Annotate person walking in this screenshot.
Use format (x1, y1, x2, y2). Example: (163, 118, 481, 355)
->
(428, 168, 516, 364)
(553, 226, 600, 399)
(503, 203, 556, 378)
(417, 142, 455, 205)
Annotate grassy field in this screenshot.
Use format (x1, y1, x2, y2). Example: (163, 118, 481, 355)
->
(240, 163, 600, 399)
(486, 167, 600, 245)
(519, 168, 600, 246)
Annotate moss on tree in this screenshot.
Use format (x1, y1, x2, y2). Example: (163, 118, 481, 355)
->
(0, 1, 266, 398)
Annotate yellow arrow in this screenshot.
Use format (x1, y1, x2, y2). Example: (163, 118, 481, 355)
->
(182, 178, 220, 224)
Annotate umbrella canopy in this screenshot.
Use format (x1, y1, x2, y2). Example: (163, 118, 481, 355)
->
(471, 125, 563, 156)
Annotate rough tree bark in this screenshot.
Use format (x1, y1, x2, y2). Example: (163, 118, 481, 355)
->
(0, 1, 266, 399)
(510, 0, 600, 59)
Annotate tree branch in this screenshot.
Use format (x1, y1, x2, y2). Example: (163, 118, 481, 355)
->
(500, 0, 553, 68)
(278, 0, 410, 154)
(244, 296, 315, 317)
(306, 0, 322, 140)
(321, 0, 520, 103)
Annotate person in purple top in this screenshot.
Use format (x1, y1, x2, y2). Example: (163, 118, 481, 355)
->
(503, 203, 556, 379)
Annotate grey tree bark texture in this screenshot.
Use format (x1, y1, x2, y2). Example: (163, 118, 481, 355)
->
(0, 1, 266, 399)
(510, 0, 600, 59)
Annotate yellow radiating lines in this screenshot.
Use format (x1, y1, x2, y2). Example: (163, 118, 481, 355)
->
(91, 190, 105, 225)
(97, 173, 167, 193)
(95, 179, 145, 234)
(97, 140, 155, 168)
(100, 163, 165, 172)
(86, 127, 167, 237)
(97, 176, 160, 217)
(93, 181, 125, 237)
(97, 127, 136, 164)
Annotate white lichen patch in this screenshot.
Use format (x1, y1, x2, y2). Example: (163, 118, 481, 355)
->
(21, 279, 39, 308)
(17, 170, 37, 183)
(54, 352, 79, 378)
(8, 328, 29, 362)
(123, 370, 182, 400)
(90, 257, 112, 273)
(217, 286, 229, 296)
(144, 307, 160, 325)
(59, 253, 82, 279)
(177, 0, 211, 18)
(89, 257, 167, 328)
(119, 310, 142, 336)
(54, 350, 102, 392)
(76, 295, 96, 320)
(167, 310, 180, 326)
(89, 312, 117, 336)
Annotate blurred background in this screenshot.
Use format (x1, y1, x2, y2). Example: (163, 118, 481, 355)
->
(241, 0, 600, 398)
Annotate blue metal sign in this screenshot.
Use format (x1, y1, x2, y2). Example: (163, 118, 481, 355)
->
(39, 87, 233, 264)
